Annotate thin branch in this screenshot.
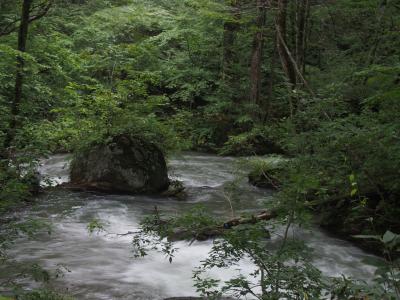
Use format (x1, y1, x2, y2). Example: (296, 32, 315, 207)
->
(29, 0, 52, 22)
(0, 0, 53, 37)
(0, 18, 20, 36)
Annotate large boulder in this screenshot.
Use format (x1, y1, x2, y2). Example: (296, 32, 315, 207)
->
(70, 135, 169, 194)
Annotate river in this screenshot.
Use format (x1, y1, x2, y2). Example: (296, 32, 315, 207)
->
(0, 153, 378, 299)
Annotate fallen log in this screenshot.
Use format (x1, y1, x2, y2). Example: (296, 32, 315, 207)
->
(117, 210, 278, 242)
(168, 210, 277, 242)
(222, 210, 277, 229)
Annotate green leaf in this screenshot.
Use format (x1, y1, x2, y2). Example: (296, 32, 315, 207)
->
(361, 256, 385, 267)
(349, 174, 355, 182)
(382, 230, 397, 244)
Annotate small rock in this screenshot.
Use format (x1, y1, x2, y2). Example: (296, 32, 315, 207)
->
(162, 180, 187, 200)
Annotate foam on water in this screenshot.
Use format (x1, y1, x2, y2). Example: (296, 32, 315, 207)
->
(38, 154, 71, 186)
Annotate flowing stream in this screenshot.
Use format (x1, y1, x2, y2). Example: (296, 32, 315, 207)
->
(0, 153, 379, 299)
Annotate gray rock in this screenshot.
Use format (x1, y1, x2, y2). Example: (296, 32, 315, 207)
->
(69, 135, 169, 194)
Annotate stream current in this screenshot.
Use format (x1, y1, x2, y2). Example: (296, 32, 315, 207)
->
(0, 153, 378, 299)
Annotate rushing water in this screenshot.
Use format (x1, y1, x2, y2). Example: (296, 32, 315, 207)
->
(0, 153, 378, 299)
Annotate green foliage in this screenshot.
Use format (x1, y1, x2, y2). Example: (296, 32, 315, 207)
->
(1, 0, 400, 298)
(329, 275, 397, 300)
(0, 158, 40, 213)
(193, 224, 323, 299)
(18, 289, 73, 300)
(0, 218, 52, 261)
(246, 155, 288, 190)
(275, 94, 400, 238)
(219, 126, 283, 156)
(131, 206, 219, 261)
(87, 219, 106, 235)
(351, 231, 400, 298)
(0, 218, 58, 297)
(132, 207, 324, 299)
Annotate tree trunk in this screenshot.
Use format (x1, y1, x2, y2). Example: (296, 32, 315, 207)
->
(249, 0, 267, 105)
(263, 37, 278, 122)
(295, 0, 310, 84)
(276, 0, 296, 87)
(3, 0, 32, 151)
(221, 0, 241, 83)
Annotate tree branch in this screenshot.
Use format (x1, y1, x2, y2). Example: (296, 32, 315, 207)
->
(29, 0, 52, 22)
(0, 0, 53, 37)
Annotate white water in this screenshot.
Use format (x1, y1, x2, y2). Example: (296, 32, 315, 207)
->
(0, 153, 378, 299)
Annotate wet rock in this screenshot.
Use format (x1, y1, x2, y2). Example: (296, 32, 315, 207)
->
(161, 179, 187, 200)
(69, 134, 169, 194)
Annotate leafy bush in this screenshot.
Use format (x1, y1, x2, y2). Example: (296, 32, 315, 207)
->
(219, 126, 283, 156)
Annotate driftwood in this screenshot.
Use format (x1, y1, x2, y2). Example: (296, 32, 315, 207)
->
(168, 210, 277, 242)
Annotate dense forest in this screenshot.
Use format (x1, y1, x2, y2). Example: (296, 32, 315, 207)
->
(0, 0, 399, 299)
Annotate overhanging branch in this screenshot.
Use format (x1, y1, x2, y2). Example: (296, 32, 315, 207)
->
(0, 0, 53, 37)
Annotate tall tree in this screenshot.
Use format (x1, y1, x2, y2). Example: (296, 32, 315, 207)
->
(295, 0, 310, 84)
(249, 0, 267, 105)
(221, 0, 241, 83)
(3, 0, 33, 151)
(2, 0, 52, 152)
(276, 0, 297, 87)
